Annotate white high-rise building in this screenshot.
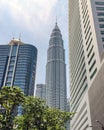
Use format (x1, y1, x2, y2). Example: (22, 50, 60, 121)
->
(69, 0, 104, 130)
(45, 22, 67, 111)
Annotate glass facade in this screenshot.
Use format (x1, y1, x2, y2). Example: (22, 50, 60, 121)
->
(35, 84, 46, 100)
(0, 39, 37, 97)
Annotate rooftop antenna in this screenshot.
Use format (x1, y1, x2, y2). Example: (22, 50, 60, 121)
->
(19, 33, 21, 41)
(56, 16, 57, 25)
(12, 33, 15, 40)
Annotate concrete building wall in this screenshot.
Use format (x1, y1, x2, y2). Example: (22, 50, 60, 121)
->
(88, 61, 104, 130)
(69, 0, 104, 129)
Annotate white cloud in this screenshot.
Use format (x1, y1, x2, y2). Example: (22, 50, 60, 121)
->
(0, 0, 57, 31)
(0, 0, 69, 93)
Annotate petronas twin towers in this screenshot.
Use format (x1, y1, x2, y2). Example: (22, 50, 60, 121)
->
(45, 22, 67, 111)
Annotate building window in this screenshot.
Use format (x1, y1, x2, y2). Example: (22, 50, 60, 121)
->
(11, 46, 17, 56)
(87, 46, 93, 57)
(6, 77, 12, 82)
(96, 7, 104, 10)
(95, 2, 104, 5)
(102, 37, 104, 42)
(101, 31, 104, 35)
(11, 56, 15, 60)
(90, 68, 97, 80)
(97, 12, 104, 16)
(88, 52, 95, 65)
(98, 18, 104, 22)
(8, 71, 13, 76)
(9, 66, 14, 71)
(99, 24, 104, 28)
(89, 60, 96, 72)
(10, 60, 15, 64)
(87, 38, 93, 51)
(5, 83, 11, 86)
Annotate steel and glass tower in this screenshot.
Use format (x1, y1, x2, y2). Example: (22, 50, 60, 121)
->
(45, 22, 67, 111)
(0, 39, 37, 96)
(35, 84, 46, 100)
(69, 0, 104, 130)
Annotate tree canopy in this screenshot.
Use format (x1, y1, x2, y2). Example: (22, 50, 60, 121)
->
(0, 86, 73, 130)
(0, 86, 25, 130)
(15, 96, 72, 130)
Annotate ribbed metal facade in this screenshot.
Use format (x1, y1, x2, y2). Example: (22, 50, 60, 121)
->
(46, 23, 67, 111)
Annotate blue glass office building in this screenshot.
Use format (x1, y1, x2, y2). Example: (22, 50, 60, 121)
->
(0, 39, 37, 96)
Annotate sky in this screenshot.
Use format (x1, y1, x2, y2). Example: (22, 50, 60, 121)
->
(0, 0, 69, 97)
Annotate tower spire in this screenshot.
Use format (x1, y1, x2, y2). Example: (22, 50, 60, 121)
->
(19, 33, 21, 41)
(46, 23, 66, 110)
(56, 16, 57, 25)
(12, 32, 15, 40)
(54, 16, 60, 30)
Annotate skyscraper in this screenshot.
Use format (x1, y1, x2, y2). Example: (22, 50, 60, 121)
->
(35, 84, 46, 100)
(45, 22, 67, 111)
(69, 0, 104, 130)
(0, 39, 37, 96)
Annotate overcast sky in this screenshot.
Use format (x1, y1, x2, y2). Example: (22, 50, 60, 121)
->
(0, 0, 69, 97)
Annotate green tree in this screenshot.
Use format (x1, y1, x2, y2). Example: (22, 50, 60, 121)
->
(0, 86, 25, 130)
(15, 96, 73, 130)
(0, 86, 74, 130)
